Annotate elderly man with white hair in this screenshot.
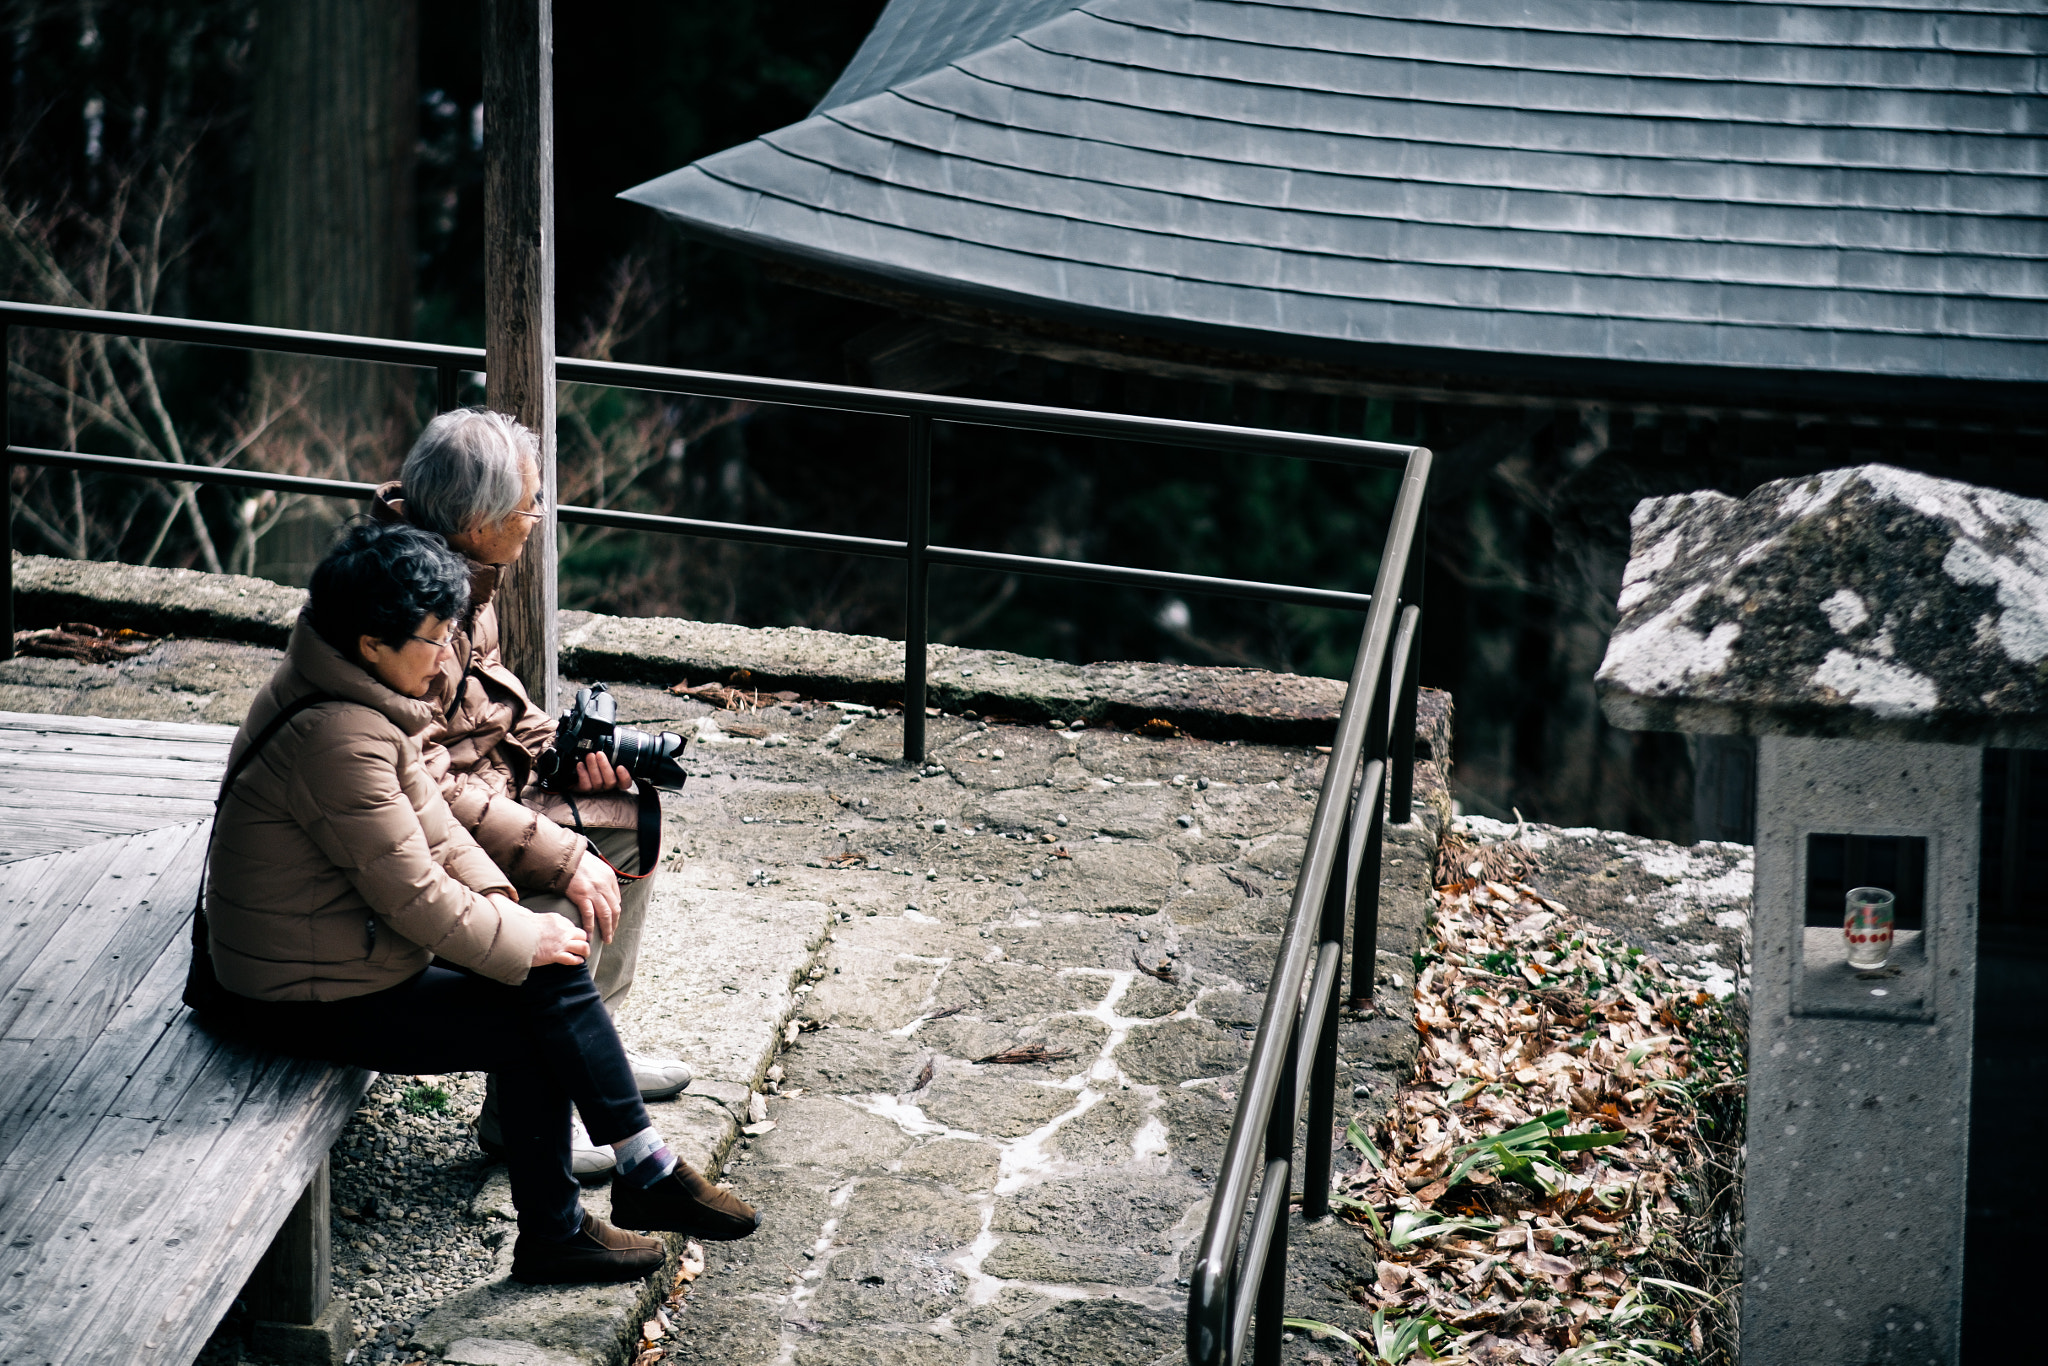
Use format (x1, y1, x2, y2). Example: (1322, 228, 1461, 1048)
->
(374, 408, 692, 1175)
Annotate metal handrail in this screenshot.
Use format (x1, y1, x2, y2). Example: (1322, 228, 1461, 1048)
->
(1, 300, 1415, 765)
(0, 301, 1415, 466)
(1188, 447, 1431, 1366)
(1, 307, 1433, 1366)
(4, 445, 1376, 614)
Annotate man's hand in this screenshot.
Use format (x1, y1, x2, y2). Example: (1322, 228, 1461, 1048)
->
(565, 849, 622, 945)
(571, 752, 633, 793)
(530, 909, 591, 967)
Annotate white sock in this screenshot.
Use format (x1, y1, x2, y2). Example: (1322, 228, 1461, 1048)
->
(612, 1125, 676, 1186)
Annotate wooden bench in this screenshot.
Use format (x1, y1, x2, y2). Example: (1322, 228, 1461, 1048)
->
(0, 712, 371, 1366)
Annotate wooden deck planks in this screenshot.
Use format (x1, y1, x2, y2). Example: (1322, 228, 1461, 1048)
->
(0, 796, 217, 862)
(3, 1049, 368, 1366)
(0, 825, 207, 1043)
(0, 712, 373, 1366)
(0, 712, 230, 865)
(0, 712, 238, 745)
(0, 729, 232, 768)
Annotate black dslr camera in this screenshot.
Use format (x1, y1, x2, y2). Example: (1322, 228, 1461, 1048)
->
(534, 683, 689, 791)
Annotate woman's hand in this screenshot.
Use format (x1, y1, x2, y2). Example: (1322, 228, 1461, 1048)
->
(565, 850, 621, 945)
(529, 906, 591, 966)
(570, 753, 633, 793)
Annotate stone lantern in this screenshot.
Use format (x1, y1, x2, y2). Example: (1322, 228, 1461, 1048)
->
(1595, 465, 2048, 1366)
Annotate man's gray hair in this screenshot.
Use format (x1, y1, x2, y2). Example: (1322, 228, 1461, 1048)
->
(400, 408, 537, 537)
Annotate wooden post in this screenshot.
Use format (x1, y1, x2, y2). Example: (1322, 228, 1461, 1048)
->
(245, 1157, 352, 1364)
(483, 0, 559, 713)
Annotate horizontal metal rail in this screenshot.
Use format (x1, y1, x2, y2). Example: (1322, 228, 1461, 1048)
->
(0, 301, 1414, 468)
(4, 446, 1371, 613)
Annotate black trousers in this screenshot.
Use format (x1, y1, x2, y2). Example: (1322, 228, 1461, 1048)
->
(220, 962, 648, 1239)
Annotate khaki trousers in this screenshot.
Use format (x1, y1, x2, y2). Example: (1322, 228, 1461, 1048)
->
(479, 824, 653, 1143)
(520, 825, 652, 1014)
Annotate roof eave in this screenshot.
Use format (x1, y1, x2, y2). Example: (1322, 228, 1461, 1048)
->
(640, 207, 2048, 419)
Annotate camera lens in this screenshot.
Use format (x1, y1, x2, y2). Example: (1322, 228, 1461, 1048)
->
(611, 725, 688, 789)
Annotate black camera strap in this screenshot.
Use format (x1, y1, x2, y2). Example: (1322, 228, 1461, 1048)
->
(184, 691, 343, 1012)
(558, 782, 662, 882)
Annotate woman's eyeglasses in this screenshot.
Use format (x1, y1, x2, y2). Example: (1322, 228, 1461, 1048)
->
(409, 631, 457, 653)
(511, 489, 546, 523)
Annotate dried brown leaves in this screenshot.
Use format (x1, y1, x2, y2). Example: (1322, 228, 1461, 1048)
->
(668, 678, 801, 712)
(636, 1241, 705, 1364)
(12, 622, 156, 663)
(976, 1044, 1077, 1066)
(1327, 874, 1736, 1364)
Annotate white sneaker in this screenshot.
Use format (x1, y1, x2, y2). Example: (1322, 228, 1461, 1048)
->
(570, 1115, 615, 1180)
(477, 1109, 617, 1181)
(627, 1050, 694, 1100)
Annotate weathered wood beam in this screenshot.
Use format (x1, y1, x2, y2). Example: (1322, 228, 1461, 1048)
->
(483, 0, 559, 712)
(244, 1158, 354, 1364)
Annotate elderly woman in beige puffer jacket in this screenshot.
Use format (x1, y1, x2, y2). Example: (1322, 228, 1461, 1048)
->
(206, 521, 757, 1287)
(205, 550, 539, 1000)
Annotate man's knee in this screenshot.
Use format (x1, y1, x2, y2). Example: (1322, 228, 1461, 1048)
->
(583, 825, 643, 878)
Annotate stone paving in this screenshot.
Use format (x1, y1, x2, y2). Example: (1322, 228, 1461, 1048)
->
(628, 700, 1441, 1366)
(0, 627, 1439, 1366)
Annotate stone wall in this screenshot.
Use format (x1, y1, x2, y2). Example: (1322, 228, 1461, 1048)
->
(10, 551, 1452, 752)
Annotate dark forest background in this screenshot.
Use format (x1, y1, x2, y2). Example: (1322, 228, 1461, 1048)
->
(17, 1, 2028, 839)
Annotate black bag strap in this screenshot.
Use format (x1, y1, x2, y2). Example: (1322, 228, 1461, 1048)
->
(184, 692, 341, 1012)
(217, 693, 344, 803)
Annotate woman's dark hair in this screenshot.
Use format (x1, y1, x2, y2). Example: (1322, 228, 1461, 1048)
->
(308, 521, 470, 656)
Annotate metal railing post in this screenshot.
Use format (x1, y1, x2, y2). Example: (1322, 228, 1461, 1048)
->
(436, 366, 461, 414)
(1389, 501, 1427, 824)
(1299, 956, 1345, 1225)
(1347, 641, 1397, 1010)
(1, 322, 11, 660)
(1300, 773, 1355, 1222)
(1253, 1018, 1301, 1366)
(903, 415, 932, 764)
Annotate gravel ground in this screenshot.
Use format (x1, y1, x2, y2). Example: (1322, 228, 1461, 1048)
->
(327, 1074, 502, 1363)
(199, 1072, 506, 1366)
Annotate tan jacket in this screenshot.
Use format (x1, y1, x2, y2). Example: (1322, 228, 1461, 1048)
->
(371, 482, 635, 894)
(206, 614, 544, 1002)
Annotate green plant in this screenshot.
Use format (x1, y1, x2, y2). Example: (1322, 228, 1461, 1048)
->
(1604, 1278, 1718, 1332)
(1443, 1109, 1625, 1193)
(1326, 1192, 1388, 1238)
(1549, 1336, 1681, 1365)
(1387, 1209, 1499, 1249)
(1622, 1038, 1674, 1068)
(1367, 1308, 1455, 1363)
(1286, 1309, 1457, 1365)
(1346, 1119, 1388, 1171)
(400, 1083, 450, 1115)
(1285, 1317, 1367, 1354)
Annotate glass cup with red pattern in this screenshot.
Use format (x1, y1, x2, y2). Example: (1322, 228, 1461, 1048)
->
(1844, 886, 1896, 971)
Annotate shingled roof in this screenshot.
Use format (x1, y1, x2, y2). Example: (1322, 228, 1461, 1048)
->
(621, 0, 2048, 393)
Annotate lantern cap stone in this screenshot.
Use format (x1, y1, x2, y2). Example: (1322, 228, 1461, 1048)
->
(1597, 464, 2048, 746)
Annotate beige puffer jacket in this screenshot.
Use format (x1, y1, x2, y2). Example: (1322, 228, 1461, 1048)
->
(371, 483, 635, 894)
(206, 613, 544, 1002)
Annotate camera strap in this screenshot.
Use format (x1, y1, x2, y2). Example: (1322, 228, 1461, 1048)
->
(559, 782, 662, 882)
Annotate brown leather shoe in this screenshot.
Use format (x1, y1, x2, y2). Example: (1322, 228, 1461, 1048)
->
(609, 1160, 761, 1240)
(510, 1211, 664, 1284)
